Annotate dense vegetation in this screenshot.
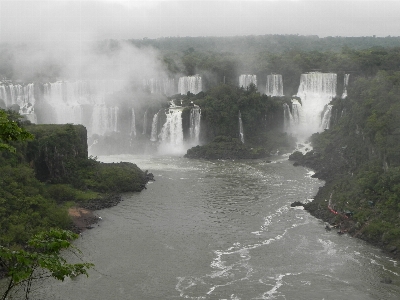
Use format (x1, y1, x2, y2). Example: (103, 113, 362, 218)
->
(0, 112, 148, 247)
(176, 83, 296, 158)
(289, 71, 400, 255)
(3, 34, 400, 256)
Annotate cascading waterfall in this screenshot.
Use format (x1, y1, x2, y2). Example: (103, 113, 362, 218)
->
(189, 105, 201, 146)
(91, 105, 119, 136)
(41, 80, 122, 135)
(283, 99, 302, 134)
(131, 108, 136, 137)
(291, 72, 337, 137)
(159, 106, 184, 154)
(1, 80, 141, 138)
(238, 111, 244, 143)
(143, 78, 175, 95)
(0, 85, 8, 107)
(0, 83, 37, 122)
(239, 74, 257, 89)
(266, 74, 283, 96)
(283, 103, 293, 132)
(150, 111, 160, 142)
(178, 75, 202, 95)
(320, 104, 332, 130)
(342, 74, 350, 99)
(44, 81, 82, 125)
(142, 109, 148, 135)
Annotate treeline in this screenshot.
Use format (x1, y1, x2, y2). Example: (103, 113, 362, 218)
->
(290, 70, 400, 253)
(128, 35, 400, 55)
(4, 34, 400, 88)
(158, 45, 400, 96)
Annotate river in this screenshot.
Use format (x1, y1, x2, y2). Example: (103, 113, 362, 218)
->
(39, 155, 400, 299)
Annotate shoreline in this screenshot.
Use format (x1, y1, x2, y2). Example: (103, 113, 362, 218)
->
(68, 194, 122, 233)
(294, 171, 400, 261)
(68, 207, 102, 233)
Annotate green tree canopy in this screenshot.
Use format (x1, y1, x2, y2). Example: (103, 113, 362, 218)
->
(0, 109, 33, 153)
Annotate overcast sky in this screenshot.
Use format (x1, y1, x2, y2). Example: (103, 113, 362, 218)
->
(0, 0, 399, 43)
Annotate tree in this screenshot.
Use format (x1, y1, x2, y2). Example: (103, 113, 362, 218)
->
(0, 109, 33, 153)
(0, 228, 94, 300)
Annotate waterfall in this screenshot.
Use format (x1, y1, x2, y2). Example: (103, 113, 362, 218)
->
(40, 80, 123, 134)
(342, 74, 350, 99)
(43, 81, 83, 125)
(238, 111, 244, 143)
(0, 85, 8, 107)
(142, 110, 148, 135)
(239, 74, 257, 89)
(131, 108, 136, 137)
(320, 104, 333, 130)
(159, 106, 184, 154)
(189, 105, 201, 145)
(150, 111, 159, 142)
(283, 100, 302, 134)
(283, 103, 292, 132)
(178, 75, 202, 95)
(294, 72, 337, 137)
(266, 74, 283, 96)
(91, 105, 119, 136)
(143, 78, 175, 95)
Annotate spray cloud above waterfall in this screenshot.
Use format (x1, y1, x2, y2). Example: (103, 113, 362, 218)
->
(3, 40, 166, 86)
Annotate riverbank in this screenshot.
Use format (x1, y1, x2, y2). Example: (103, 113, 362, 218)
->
(289, 150, 400, 261)
(68, 207, 100, 233)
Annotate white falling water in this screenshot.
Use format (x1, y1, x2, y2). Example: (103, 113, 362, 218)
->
(41, 80, 124, 135)
(189, 105, 201, 146)
(131, 108, 136, 137)
(1, 83, 37, 122)
(150, 111, 160, 142)
(266, 74, 283, 96)
(142, 110, 148, 135)
(283, 99, 302, 134)
(320, 104, 332, 130)
(294, 72, 337, 137)
(159, 107, 184, 154)
(342, 74, 350, 99)
(43, 81, 83, 126)
(239, 74, 257, 89)
(239, 111, 244, 143)
(178, 75, 202, 95)
(91, 105, 119, 136)
(283, 103, 292, 133)
(143, 78, 175, 95)
(0, 85, 7, 107)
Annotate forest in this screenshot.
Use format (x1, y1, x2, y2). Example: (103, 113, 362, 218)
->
(289, 70, 400, 255)
(2, 33, 400, 260)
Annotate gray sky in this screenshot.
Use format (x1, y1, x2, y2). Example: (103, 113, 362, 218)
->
(0, 0, 399, 43)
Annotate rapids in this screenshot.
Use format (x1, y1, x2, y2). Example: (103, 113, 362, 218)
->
(38, 155, 400, 300)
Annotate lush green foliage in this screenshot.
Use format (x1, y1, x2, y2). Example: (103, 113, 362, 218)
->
(0, 116, 147, 247)
(0, 165, 71, 246)
(295, 71, 400, 251)
(0, 228, 93, 300)
(181, 83, 296, 157)
(0, 109, 33, 152)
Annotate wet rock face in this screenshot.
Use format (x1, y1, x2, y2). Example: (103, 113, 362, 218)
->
(25, 124, 88, 183)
